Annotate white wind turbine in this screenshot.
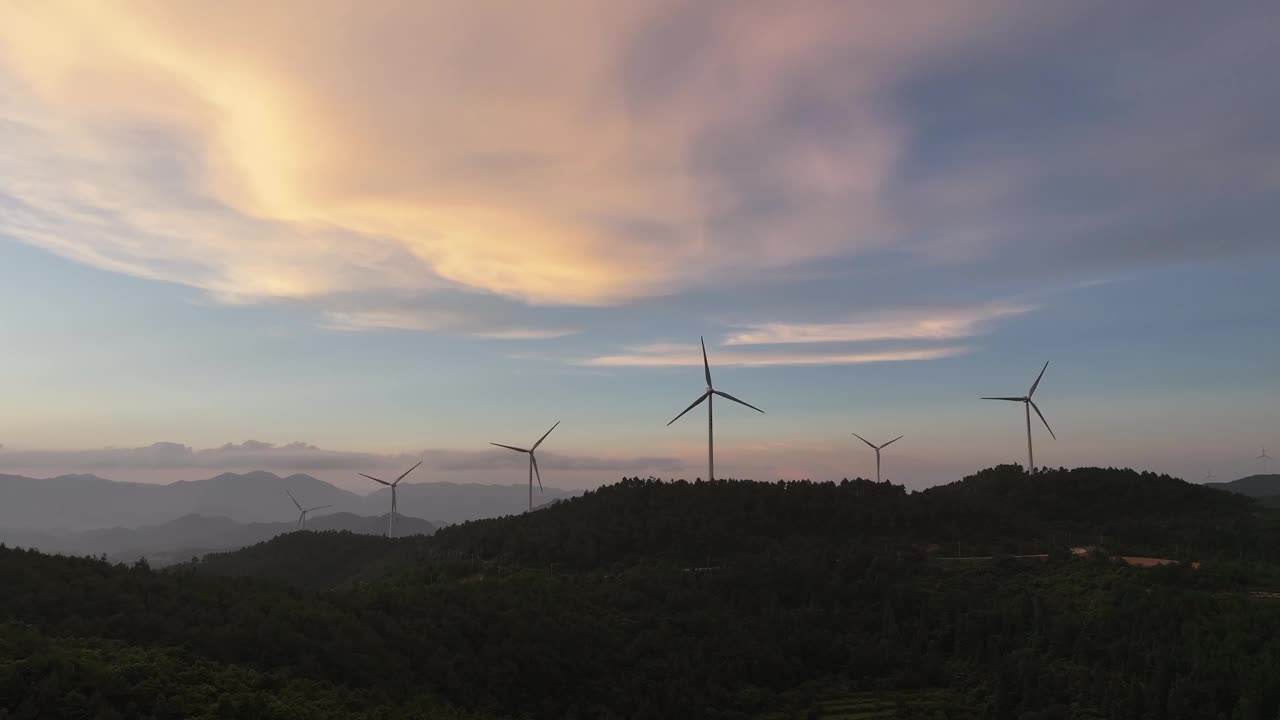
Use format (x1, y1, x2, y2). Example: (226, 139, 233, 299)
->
(982, 361, 1056, 472)
(851, 433, 903, 484)
(285, 489, 333, 531)
(667, 336, 764, 482)
(1258, 448, 1275, 474)
(358, 460, 422, 538)
(490, 421, 560, 511)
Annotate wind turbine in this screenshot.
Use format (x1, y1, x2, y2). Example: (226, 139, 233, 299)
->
(851, 433, 903, 484)
(1203, 470, 1215, 483)
(667, 336, 764, 482)
(358, 460, 422, 538)
(285, 490, 332, 530)
(982, 361, 1056, 472)
(1259, 448, 1275, 474)
(490, 421, 560, 511)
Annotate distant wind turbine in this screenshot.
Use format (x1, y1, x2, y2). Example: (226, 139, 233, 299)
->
(491, 421, 560, 511)
(667, 336, 764, 482)
(851, 433, 903, 484)
(982, 361, 1056, 472)
(285, 490, 332, 530)
(1203, 470, 1215, 483)
(358, 460, 422, 538)
(1259, 448, 1275, 474)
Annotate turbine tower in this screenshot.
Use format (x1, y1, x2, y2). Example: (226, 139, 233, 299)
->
(982, 361, 1056, 472)
(491, 421, 560, 511)
(851, 433, 903, 484)
(358, 460, 422, 538)
(1259, 448, 1275, 474)
(285, 489, 332, 530)
(667, 336, 764, 482)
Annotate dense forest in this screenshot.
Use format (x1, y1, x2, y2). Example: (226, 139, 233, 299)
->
(4, 465, 1280, 719)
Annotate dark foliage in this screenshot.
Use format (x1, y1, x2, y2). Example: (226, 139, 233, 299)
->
(3, 466, 1280, 719)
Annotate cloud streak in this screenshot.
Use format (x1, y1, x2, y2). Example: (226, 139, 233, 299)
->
(580, 345, 966, 368)
(321, 310, 577, 339)
(723, 302, 1034, 345)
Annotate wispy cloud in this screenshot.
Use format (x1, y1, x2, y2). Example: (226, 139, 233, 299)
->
(0, 1, 1273, 318)
(321, 310, 576, 339)
(580, 345, 966, 368)
(723, 302, 1034, 345)
(0, 2, 1066, 309)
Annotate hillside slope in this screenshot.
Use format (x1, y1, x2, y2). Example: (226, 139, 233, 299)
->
(0, 511, 434, 566)
(1207, 473, 1280, 498)
(7, 466, 1280, 719)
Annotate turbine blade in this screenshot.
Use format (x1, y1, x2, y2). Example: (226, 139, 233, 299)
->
(851, 433, 878, 450)
(532, 421, 560, 450)
(491, 443, 529, 453)
(309, 504, 333, 512)
(285, 489, 302, 511)
(981, 397, 1025, 402)
(1028, 360, 1050, 397)
(880, 435, 904, 449)
(667, 391, 710, 426)
(531, 454, 543, 493)
(1029, 400, 1056, 440)
(359, 473, 391, 486)
(701, 336, 712, 387)
(713, 390, 764, 414)
(394, 460, 423, 485)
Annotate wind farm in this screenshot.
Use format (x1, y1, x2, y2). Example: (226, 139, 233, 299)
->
(1, 3, 1278, 718)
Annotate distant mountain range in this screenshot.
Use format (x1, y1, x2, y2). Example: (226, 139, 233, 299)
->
(0, 511, 435, 566)
(1204, 474, 1280, 498)
(0, 471, 578, 531)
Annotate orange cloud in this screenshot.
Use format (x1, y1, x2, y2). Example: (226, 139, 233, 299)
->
(0, 1, 1030, 306)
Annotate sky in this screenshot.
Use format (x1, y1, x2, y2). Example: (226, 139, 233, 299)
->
(0, 1, 1277, 493)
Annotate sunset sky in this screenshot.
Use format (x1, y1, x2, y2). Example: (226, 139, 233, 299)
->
(1, 1, 1277, 491)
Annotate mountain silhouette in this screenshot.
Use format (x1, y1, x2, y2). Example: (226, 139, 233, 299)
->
(0, 471, 577, 531)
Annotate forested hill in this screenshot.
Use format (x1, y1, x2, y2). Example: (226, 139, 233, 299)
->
(1207, 473, 1280, 498)
(6, 466, 1280, 719)
(409, 465, 1267, 574)
(182, 466, 1276, 593)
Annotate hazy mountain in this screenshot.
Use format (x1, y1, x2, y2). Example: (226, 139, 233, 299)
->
(0, 511, 434, 566)
(0, 471, 577, 531)
(1205, 473, 1280, 498)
